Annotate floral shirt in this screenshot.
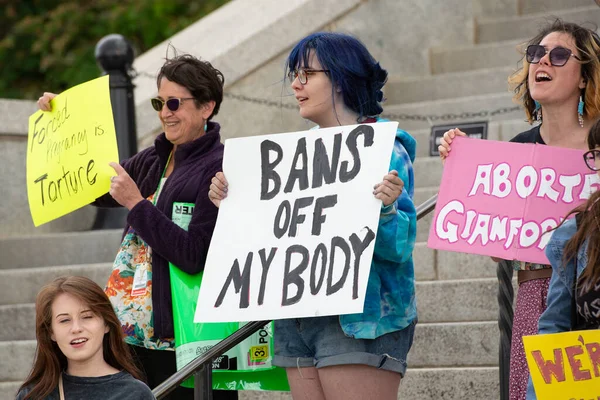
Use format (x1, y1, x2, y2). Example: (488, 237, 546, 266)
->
(105, 190, 174, 350)
(512, 260, 551, 271)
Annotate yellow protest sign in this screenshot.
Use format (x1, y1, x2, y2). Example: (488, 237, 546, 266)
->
(26, 75, 119, 226)
(524, 330, 600, 400)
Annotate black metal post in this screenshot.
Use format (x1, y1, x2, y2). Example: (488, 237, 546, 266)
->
(93, 33, 137, 229)
(497, 259, 514, 400)
(194, 363, 213, 400)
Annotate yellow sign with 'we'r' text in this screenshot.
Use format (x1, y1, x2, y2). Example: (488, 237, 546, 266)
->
(524, 330, 600, 400)
(26, 75, 119, 226)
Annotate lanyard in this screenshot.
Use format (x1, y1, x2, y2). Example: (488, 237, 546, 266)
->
(152, 151, 172, 206)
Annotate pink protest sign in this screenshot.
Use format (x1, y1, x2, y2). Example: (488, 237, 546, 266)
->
(427, 136, 600, 264)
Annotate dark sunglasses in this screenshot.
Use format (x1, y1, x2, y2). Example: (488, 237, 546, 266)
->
(584, 149, 600, 171)
(151, 97, 195, 112)
(526, 44, 581, 67)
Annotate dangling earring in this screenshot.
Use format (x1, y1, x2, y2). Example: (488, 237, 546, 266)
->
(534, 100, 542, 122)
(578, 95, 585, 128)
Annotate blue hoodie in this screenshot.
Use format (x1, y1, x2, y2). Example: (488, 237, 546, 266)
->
(340, 120, 418, 339)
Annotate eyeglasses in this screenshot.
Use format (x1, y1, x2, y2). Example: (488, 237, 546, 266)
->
(151, 97, 195, 112)
(584, 149, 600, 171)
(287, 68, 330, 85)
(526, 44, 581, 67)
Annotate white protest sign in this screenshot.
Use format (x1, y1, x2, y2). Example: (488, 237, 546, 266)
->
(194, 122, 399, 322)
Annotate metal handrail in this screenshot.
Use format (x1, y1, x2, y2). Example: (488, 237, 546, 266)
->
(151, 193, 513, 400)
(153, 320, 271, 399)
(415, 194, 438, 221)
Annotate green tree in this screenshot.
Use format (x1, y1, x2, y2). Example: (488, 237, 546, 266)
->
(0, 0, 230, 99)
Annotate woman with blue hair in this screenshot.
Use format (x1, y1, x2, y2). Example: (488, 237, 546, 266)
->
(209, 32, 417, 400)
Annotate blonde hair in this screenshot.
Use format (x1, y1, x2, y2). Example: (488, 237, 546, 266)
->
(508, 19, 600, 123)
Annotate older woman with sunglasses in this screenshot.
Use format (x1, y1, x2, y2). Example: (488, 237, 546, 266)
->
(438, 19, 600, 400)
(37, 54, 237, 400)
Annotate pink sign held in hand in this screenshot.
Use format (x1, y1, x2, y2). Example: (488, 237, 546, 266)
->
(427, 136, 600, 264)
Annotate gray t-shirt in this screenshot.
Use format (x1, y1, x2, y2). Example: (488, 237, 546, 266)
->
(16, 371, 155, 400)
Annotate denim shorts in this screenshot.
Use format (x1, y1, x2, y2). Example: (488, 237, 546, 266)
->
(273, 315, 416, 376)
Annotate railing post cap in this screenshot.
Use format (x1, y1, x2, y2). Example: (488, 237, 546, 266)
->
(95, 34, 134, 73)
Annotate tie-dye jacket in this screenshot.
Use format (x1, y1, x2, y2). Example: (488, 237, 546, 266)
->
(340, 119, 418, 339)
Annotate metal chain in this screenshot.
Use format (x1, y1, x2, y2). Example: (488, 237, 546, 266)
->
(131, 68, 522, 121)
(223, 92, 298, 110)
(130, 69, 155, 80)
(381, 106, 521, 122)
(223, 94, 522, 122)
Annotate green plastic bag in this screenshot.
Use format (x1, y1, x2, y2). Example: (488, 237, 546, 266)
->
(169, 202, 289, 391)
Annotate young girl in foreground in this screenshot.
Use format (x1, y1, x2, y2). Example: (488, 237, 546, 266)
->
(209, 32, 417, 400)
(16, 276, 155, 400)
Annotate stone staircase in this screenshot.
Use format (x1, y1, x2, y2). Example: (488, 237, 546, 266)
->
(398, 2, 599, 398)
(1, 1, 599, 399)
(0, 230, 501, 399)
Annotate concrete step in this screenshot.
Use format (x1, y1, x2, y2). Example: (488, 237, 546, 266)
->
(0, 341, 32, 382)
(0, 321, 498, 382)
(0, 263, 112, 305)
(410, 321, 498, 368)
(413, 157, 443, 190)
(0, 278, 502, 341)
(385, 67, 513, 104)
(414, 242, 436, 281)
(382, 92, 522, 132)
(416, 279, 499, 323)
(414, 186, 438, 205)
(236, 367, 498, 400)
(437, 249, 499, 280)
(0, 229, 121, 270)
(0, 367, 499, 400)
(399, 367, 498, 399)
(0, 382, 22, 400)
(414, 186, 438, 244)
(521, 0, 594, 15)
(0, 304, 35, 342)
(479, 0, 593, 17)
(430, 39, 524, 75)
(418, 211, 434, 243)
(477, 5, 600, 44)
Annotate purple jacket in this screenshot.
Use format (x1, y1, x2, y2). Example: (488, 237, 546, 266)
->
(95, 121, 223, 339)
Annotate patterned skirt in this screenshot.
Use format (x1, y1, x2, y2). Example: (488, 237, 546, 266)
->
(508, 277, 551, 400)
